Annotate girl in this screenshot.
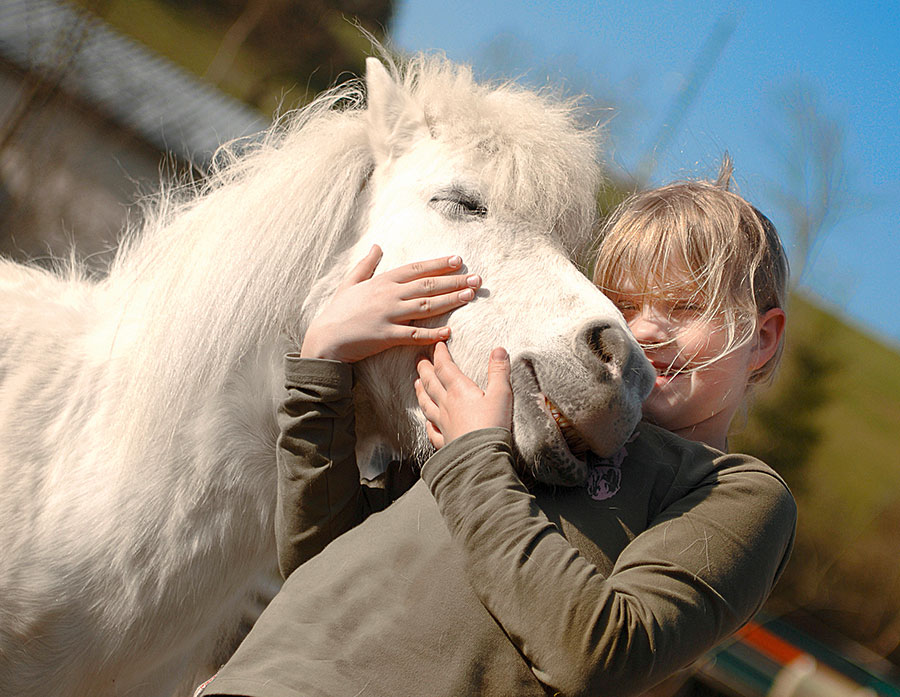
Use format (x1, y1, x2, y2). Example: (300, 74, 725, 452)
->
(197, 164, 796, 697)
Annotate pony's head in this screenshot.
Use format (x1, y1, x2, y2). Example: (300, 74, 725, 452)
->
(111, 52, 651, 487)
(306, 56, 654, 485)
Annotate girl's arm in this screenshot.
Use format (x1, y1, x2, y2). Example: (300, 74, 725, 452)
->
(416, 346, 797, 696)
(276, 355, 419, 577)
(275, 247, 481, 578)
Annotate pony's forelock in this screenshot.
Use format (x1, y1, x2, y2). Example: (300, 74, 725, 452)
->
(397, 54, 602, 254)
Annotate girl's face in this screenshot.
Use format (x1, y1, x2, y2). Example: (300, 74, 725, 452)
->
(608, 275, 759, 450)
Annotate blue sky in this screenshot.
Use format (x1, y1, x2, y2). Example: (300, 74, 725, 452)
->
(389, 1, 900, 347)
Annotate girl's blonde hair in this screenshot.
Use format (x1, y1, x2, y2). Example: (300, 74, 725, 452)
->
(592, 156, 790, 384)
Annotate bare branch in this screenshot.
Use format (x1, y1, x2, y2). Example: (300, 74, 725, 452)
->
(766, 80, 849, 282)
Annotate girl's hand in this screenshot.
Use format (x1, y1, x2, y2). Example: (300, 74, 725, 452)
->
(415, 342, 512, 449)
(301, 245, 481, 363)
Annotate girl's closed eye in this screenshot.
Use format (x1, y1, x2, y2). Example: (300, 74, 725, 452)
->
(671, 300, 705, 313)
(613, 298, 639, 319)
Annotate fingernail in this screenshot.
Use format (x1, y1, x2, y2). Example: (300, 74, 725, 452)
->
(459, 288, 475, 301)
(438, 327, 451, 339)
(466, 274, 481, 288)
(492, 347, 508, 360)
(448, 255, 462, 267)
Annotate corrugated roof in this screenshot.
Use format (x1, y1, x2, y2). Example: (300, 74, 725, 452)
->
(0, 0, 269, 165)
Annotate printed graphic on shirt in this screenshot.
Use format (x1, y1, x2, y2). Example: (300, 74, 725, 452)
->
(587, 463, 621, 501)
(585, 433, 636, 501)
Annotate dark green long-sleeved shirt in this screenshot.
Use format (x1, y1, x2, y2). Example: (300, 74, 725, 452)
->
(199, 356, 796, 697)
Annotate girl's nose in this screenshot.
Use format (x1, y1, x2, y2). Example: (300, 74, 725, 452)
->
(627, 306, 670, 344)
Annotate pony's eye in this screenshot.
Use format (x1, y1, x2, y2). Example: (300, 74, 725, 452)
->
(429, 191, 487, 219)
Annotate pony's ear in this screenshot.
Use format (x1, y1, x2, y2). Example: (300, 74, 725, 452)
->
(365, 57, 428, 163)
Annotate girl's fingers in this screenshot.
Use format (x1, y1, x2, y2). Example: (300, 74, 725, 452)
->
(388, 325, 451, 346)
(399, 273, 481, 300)
(416, 355, 447, 403)
(424, 420, 445, 449)
(383, 255, 463, 283)
(398, 287, 477, 321)
(414, 378, 442, 423)
(432, 342, 472, 389)
(485, 347, 512, 398)
(415, 375, 446, 448)
(340, 244, 383, 288)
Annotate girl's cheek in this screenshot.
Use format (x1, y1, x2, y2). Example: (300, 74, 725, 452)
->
(681, 320, 720, 356)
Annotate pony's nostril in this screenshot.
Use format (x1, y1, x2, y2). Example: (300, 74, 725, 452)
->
(578, 321, 652, 387)
(586, 324, 614, 364)
(583, 323, 632, 369)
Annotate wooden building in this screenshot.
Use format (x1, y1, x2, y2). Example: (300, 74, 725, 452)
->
(0, 0, 267, 266)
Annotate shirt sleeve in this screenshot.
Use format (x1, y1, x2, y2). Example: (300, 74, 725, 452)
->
(421, 428, 797, 697)
(275, 354, 417, 579)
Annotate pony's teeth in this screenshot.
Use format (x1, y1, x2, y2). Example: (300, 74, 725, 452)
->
(544, 395, 587, 456)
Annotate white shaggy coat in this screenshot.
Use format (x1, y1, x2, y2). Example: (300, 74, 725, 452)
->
(0, 55, 652, 697)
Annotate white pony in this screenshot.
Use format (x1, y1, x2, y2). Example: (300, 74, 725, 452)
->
(0, 55, 653, 697)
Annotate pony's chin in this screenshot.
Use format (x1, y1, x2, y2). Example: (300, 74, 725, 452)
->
(512, 390, 642, 486)
(527, 445, 590, 487)
(510, 364, 595, 486)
